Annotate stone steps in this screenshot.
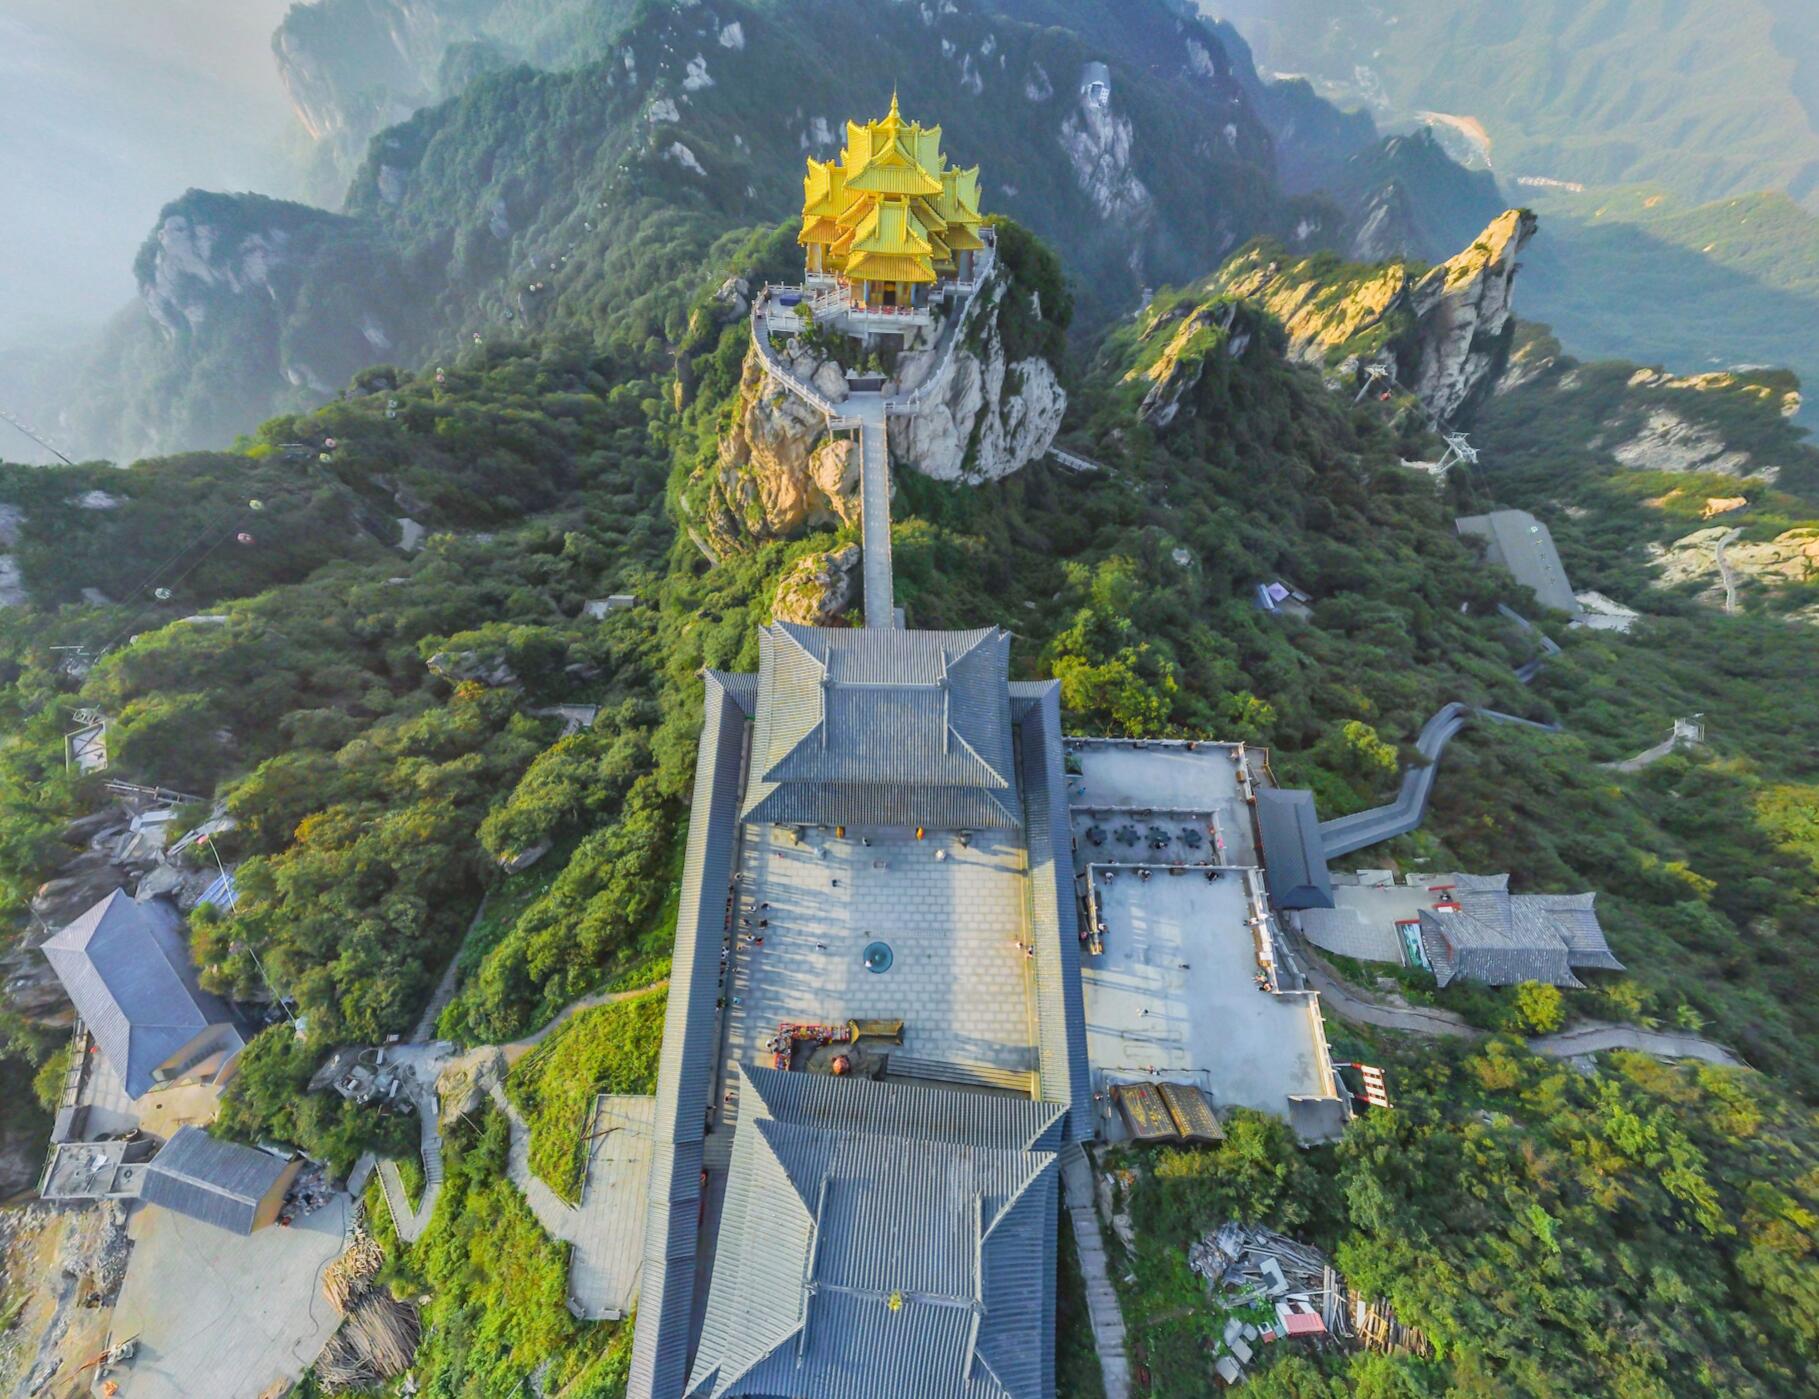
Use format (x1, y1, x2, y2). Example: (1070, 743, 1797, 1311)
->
(1060, 1142, 1132, 1399)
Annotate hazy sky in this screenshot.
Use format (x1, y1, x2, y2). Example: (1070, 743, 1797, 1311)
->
(0, 0, 302, 344)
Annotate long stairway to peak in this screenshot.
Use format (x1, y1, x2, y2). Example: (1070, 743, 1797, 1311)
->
(853, 398, 895, 628)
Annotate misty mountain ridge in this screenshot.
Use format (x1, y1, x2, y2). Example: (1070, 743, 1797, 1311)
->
(5, 0, 1494, 467)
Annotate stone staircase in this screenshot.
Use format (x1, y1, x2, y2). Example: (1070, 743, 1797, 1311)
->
(1060, 1141, 1131, 1399)
(411, 957, 463, 1043)
(377, 1087, 446, 1243)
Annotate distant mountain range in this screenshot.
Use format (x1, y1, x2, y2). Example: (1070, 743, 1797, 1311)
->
(1205, 0, 1819, 422)
(0, 0, 1499, 468)
(1208, 0, 1819, 205)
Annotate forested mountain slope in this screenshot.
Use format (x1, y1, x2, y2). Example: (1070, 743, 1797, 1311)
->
(3, 202, 1818, 1392)
(1204, 0, 1819, 426)
(1210, 0, 1819, 205)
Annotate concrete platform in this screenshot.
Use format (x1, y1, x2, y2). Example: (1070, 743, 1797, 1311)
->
(1083, 872, 1332, 1121)
(1295, 882, 1438, 965)
(717, 824, 1036, 1128)
(568, 1094, 655, 1321)
(107, 1192, 349, 1399)
(1068, 741, 1258, 867)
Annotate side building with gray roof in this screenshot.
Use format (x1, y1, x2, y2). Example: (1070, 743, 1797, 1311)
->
(40, 889, 245, 1099)
(139, 1125, 301, 1234)
(1456, 509, 1580, 616)
(629, 627, 1091, 1399)
(1254, 788, 1334, 910)
(1419, 877, 1624, 987)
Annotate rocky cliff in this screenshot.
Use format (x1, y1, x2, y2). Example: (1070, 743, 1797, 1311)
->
(1171, 208, 1537, 426)
(689, 248, 1068, 553)
(694, 345, 862, 552)
(888, 278, 1067, 481)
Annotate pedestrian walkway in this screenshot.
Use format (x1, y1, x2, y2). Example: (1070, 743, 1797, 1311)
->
(853, 398, 895, 627)
(377, 1084, 443, 1243)
(484, 1083, 656, 1319)
(1301, 951, 1745, 1065)
(1060, 1141, 1130, 1399)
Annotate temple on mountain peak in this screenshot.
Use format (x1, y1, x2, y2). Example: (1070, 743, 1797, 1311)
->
(799, 92, 987, 312)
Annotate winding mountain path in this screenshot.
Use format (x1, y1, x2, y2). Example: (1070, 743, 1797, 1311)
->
(1302, 954, 1744, 1065)
(1714, 527, 1743, 614)
(372, 977, 668, 1247)
(1317, 703, 1566, 858)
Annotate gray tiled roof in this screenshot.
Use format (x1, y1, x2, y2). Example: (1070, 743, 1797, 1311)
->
(1456, 510, 1579, 615)
(140, 1126, 291, 1235)
(1255, 789, 1334, 910)
(40, 890, 242, 1099)
(629, 674, 750, 1399)
(740, 1067, 1066, 1150)
(687, 1066, 1061, 1399)
(1010, 681, 1095, 1142)
(1420, 884, 1622, 987)
(743, 623, 1020, 829)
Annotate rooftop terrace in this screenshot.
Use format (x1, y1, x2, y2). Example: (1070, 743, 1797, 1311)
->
(1083, 871, 1334, 1127)
(1062, 737, 1346, 1140)
(1065, 739, 1259, 868)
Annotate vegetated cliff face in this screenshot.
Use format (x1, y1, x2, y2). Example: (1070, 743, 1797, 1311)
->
(271, 0, 632, 199)
(1133, 208, 1536, 429)
(1476, 326, 1819, 621)
(1328, 128, 1505, 264)
(135, 194, 410, 393)
(692, 254, 1067, 554)
(15, 191, 422, 466)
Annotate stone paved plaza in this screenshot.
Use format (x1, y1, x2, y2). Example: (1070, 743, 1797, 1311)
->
(1083, 870, 1331, 1119)
(1068, 741, 1259, 867)
(716, 823, 1038, 1125)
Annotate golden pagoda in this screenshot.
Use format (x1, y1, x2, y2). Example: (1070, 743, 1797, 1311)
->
(799, 93, 986, 313)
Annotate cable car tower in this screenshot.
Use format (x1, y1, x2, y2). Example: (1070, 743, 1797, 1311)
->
(1434, 431, 1479, 476)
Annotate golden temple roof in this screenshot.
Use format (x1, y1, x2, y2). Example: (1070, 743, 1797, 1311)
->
(800, 93, 985, 286)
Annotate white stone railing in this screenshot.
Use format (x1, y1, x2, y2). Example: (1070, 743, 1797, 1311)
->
(750, 301, 847, 419)
(884, 262, 995, 416)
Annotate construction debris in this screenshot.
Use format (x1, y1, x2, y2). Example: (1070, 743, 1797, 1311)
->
(1186, 1221, 1429, 1385)
(314, 1293, 422, 1392)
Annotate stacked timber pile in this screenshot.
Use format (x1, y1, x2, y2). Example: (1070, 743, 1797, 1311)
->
(315, 1212, 421, 1392)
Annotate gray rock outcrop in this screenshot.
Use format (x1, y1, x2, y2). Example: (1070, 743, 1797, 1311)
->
(1404, 209, 1537, 424)
(887, 280, 1067, 480)
(698, 347, 861, 549)
(771, 545, 862, 626)
(426, 650, 519, 687)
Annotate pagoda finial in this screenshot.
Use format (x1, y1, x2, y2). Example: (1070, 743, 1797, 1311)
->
(887, 87, 902, 125)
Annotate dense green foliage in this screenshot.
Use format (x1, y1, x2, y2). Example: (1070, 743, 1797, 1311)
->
(1113, 1037, 1819, 1397)
(370, 1108, 633, 1398)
